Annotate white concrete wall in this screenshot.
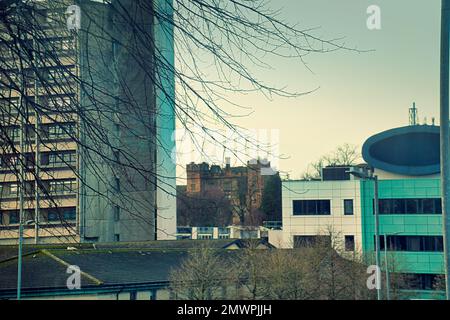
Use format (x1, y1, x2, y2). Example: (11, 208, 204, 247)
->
(23, 289, 163, 300)
(274, 180, 362, 251)
(374, 169, 439, 180)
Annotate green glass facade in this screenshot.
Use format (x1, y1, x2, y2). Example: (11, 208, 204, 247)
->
(360, 178, 445, 299)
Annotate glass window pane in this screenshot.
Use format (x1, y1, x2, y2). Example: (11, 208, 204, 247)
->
(406, 199, 419, 214)
(435, 199, 442, 214)
(319, 200, 330, 215)
(307, 200, 317, 215)
(393, 199, 405, 214)
(344, 199, 354, 215)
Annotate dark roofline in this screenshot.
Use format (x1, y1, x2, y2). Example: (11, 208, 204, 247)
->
(0, 238, 249, 254)
(0, 280, 170, 299)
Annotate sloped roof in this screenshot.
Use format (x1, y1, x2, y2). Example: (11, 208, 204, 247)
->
(0, 238, 272, 296)
(0, 251, 99, 291)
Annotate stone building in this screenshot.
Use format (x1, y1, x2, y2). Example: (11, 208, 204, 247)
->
(185, 159, 278, 225)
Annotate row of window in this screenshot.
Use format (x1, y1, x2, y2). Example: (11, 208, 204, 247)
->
(1, 66, 76, 87)
(378, 235, 443, 252)
(0, 179, 77, 197)
(1, 123, 76, 143)
(397, 273, 444, 291)
(377, 198, 441, 215)
(292, 199, 353, 216)
(292, 198, 443, 216)
(293, 234, 444, 253)
(1, 95, 75, 113)
(45, 37, 75, 53)
(0, 207, 76, 225)
(293, 235, 355, 251)
(0, 151, 76, 170)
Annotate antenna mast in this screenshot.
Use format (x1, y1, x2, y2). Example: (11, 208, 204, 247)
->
(409, 102, 418, 125)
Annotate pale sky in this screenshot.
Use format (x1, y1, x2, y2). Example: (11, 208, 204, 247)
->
(175, 0, 441, 181)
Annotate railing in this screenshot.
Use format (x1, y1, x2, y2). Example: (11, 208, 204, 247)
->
(263, 221, 282, 230)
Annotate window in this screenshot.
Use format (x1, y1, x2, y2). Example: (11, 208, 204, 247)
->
(392, 199, 405, 214)
(293, 235, 331, 248)
(4, 127, 20, 142)
(223, 181, 232, 193)
(113, 151, 120, 163)
(344, 199, 354, 215)
(60, 38, 74, 51)
(47, 96, 72, 110)
(114, 206, 120, 222)
(49, 180, 76, 195)
(35, 8, 48, 25)
(398, 274, 443, 291)
(0, 156, 18, 169)
(46, 10, 62, 25)
(377, 198, 442, 215)
(114, 177, 120, 192)
(47, 210, 60, 222)
(345, 235, 355, 251)
(405, 199, 419, 214)
(9, 184, 18, 196)
(293, 200, 331, 215)
(114, 234, 120, 242)
(422, 199, 435, 214)
(112, 40, 120, 61)
(44, 123, 75, 140)
(42, 152, 76, 167)
(0, 99, 19, 115)
(9, 211, 19, 224)
(63, 208, 76, 221)
(47, 152, 76, 167)
(378, 235, 443, 252)
(46, 66, 75, 83)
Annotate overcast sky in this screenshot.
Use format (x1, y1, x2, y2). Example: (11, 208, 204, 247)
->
(175, 0, 441, 181)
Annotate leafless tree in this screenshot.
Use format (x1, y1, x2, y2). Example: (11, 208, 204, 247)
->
(177, 186, 232, 226)
(168, 245, 235, 300)
(301, 143, 361, 180)
(233, 240, 268, 299)
(1, 0, 360, 242)
(233, 227, 374, 300)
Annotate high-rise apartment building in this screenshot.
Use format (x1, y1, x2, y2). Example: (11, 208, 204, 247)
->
(0, 0, 176, 244)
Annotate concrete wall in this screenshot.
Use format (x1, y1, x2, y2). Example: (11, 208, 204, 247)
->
(78, 0, 164, 242)
(23, 288, 167, 300)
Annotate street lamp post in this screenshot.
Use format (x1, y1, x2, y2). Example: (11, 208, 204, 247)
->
(384, 234, 390, 300)
(15, 1, 26, 301)
(373, 175, 382, 300)
(348, 167, 382, 300)
(383, 231, 405, 300)
(441, 0, 450, 300)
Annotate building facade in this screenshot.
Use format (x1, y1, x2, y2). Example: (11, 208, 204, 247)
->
(176, 225, 266, 240)
(185, 159, 279, 224)
(0, 0, 176, 244)
(270, 124, 446, 299)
